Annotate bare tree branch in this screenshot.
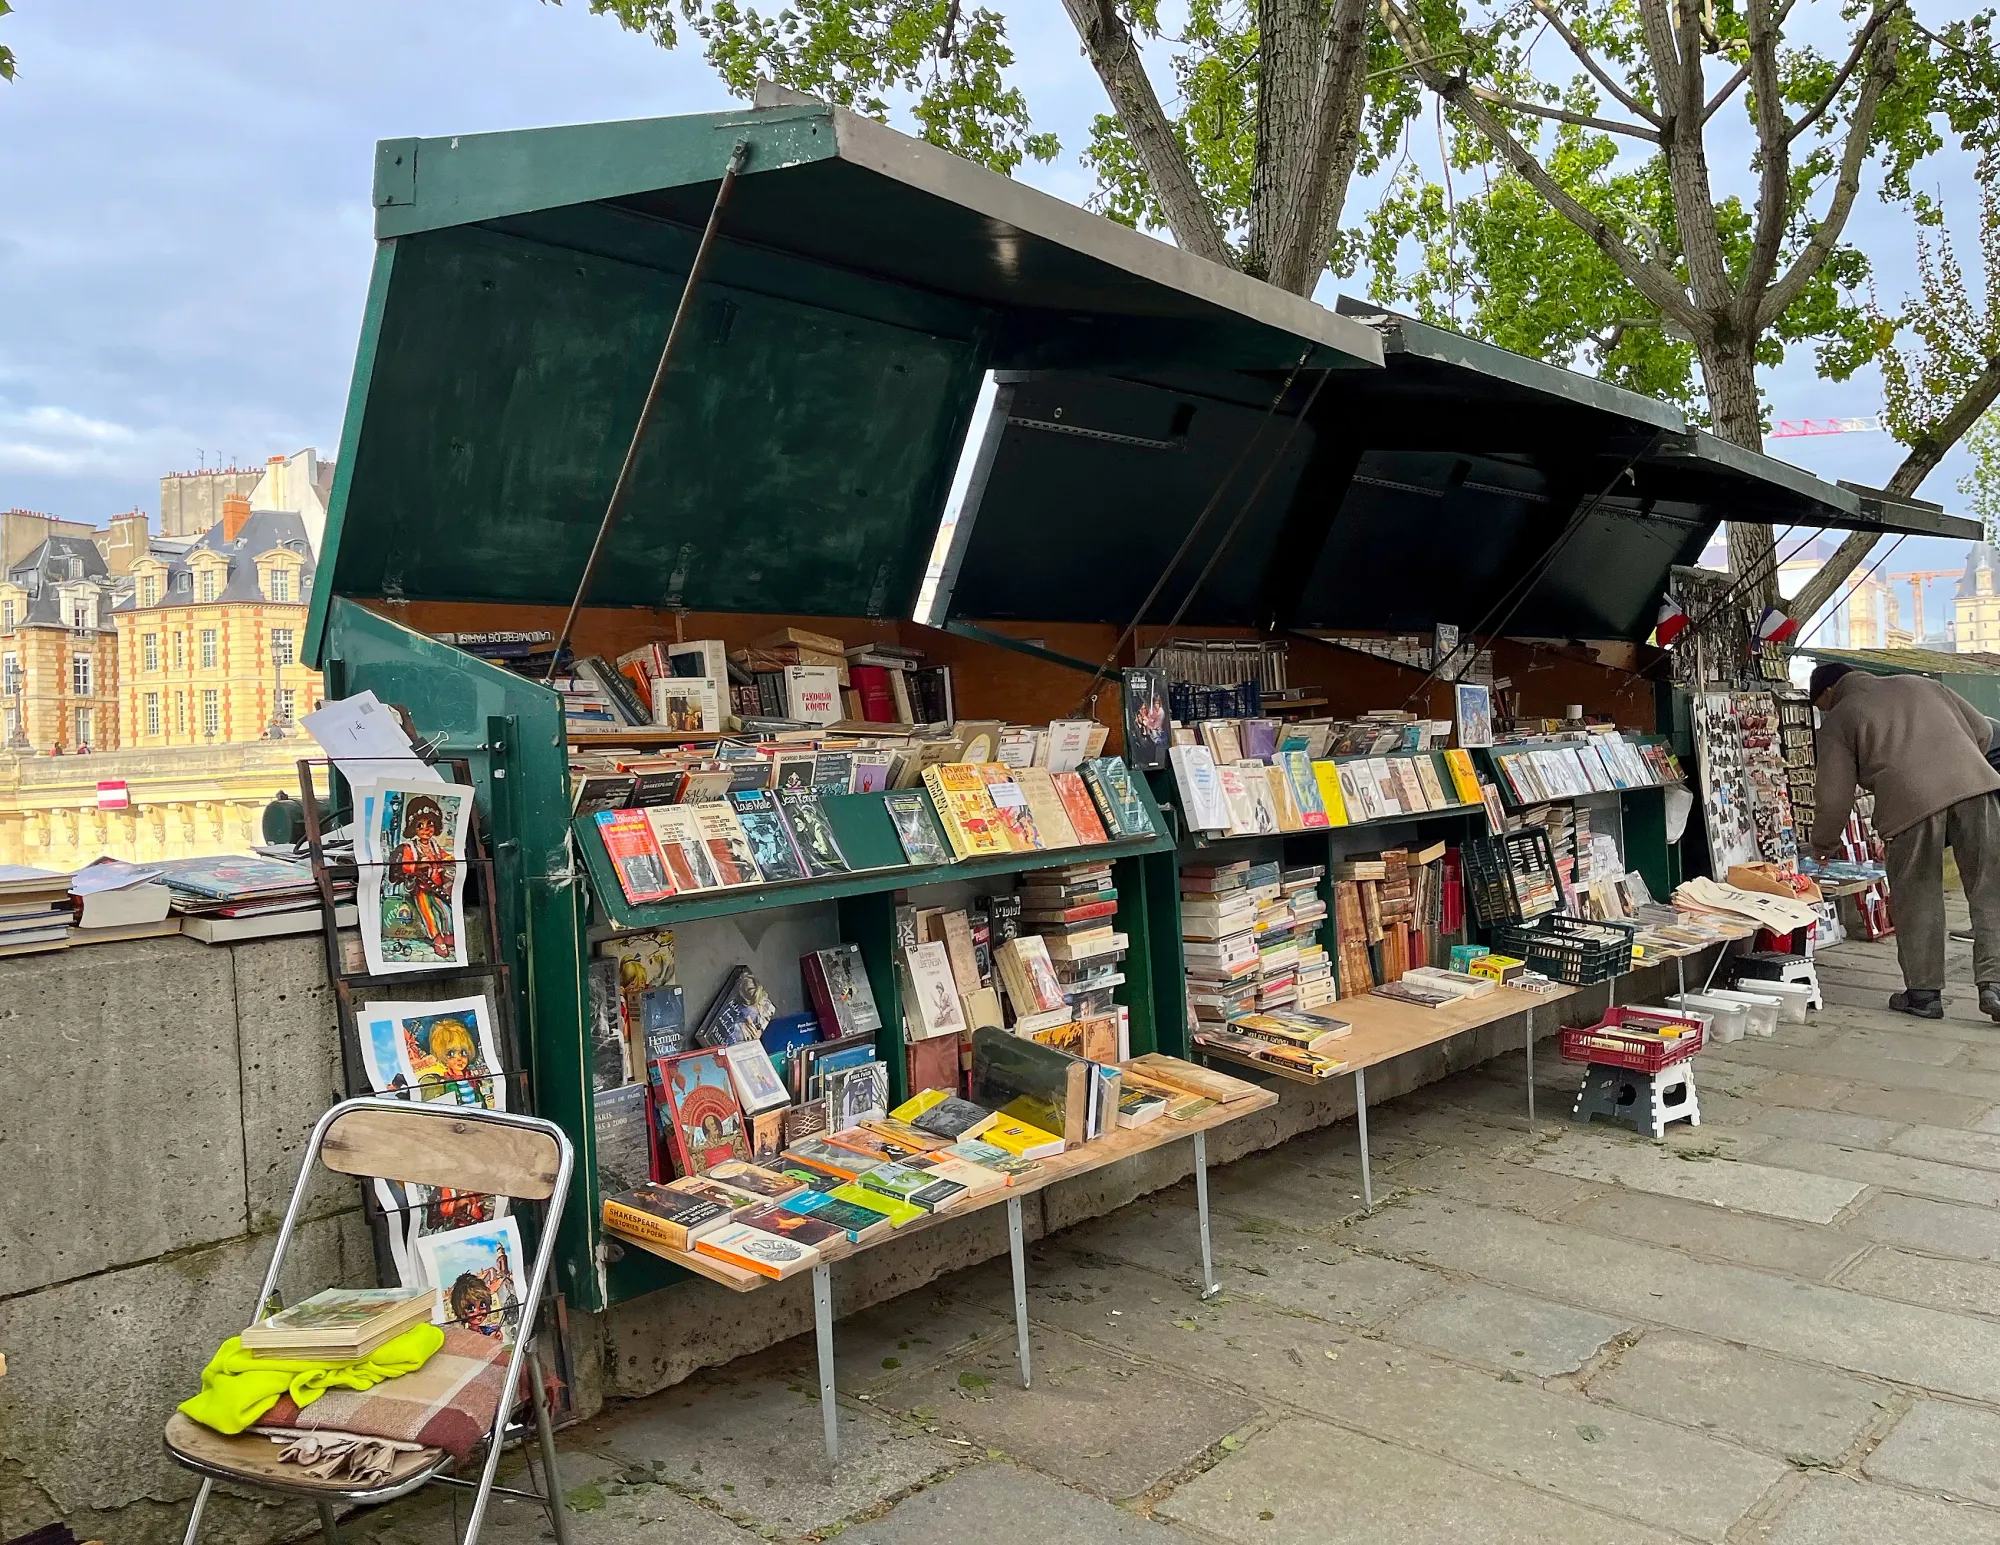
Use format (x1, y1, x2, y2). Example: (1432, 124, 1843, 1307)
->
(1059, 0, 1233, 268)
(1464, 83, 1660, 141)
(1659, 0, 1733, 316)
(1526, 0, 1662, 124)
(1757, 21, 1897, 328)
(1888, 357, 2000, 498)
(1740, 0, 1793, 310)
(1702, 0, 1800, 122)
(1786, 1, 1901, 147)
(1381, 0, 1700, 329)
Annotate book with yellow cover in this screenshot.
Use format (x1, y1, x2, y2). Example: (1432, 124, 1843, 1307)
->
(889, 1087, 952, 1122)
(1312, 760, 1350, 826)
(920, 763, 1012, 860)
(1443, 748, 1482, 805)
(1264, 765, 1303, 832)
(980, 1116, 1066, 1160)
(829, 1180, 925, 1227)
(1011, 766, 1080, 848)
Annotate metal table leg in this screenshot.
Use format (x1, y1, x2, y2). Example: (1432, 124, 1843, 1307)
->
(1355, 1068, 1373, 1209)
(1525, 1004, 1536, 1125)
(1007, 1195, 1031, 1387)
(1677, 955, 1686, 999)
(1608, 972, 1617, 1008)
(1193, 1129, 1219, 1299)
(813, 1264, 839, 1463)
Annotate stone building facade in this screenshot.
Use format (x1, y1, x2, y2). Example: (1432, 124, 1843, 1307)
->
(0, 534, 124, 752)
(116, 496, 322, 747)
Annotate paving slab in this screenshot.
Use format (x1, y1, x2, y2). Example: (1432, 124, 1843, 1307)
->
(1724, 1043, 2000, 1101)
(1526, 1134, 1864, 1224)
(1845, 1191, 2000, 1263)
(1554, 1188, 1862, 1278)
(1153, 1417, 1686, 1545)
(1036, 1279, 1780, 1541)
(1378, 1282, 1631, 1377)
(1757, 1137, 2000, 1207)
(1863, 1400, 2000, 1505)
(1347, 1195, 2000, 1404)
(590, 1357, 964, 1535)
(1760, 1473, 2000, 1544)
(1748, 1107, 1910, 1148)
(1694, 1059, 1780, 1096)
(1585, 1331, 1883, 1464)
(1382, 1149, 1605, 1221)
(1835, 1245, 2000, 1318)
(842, 1462, 1194, 1544)
(1889, 1123, 2000, 1173)
(874, 1325, 1262, 1500)
(1756, 1071, 2000, 1128)
(1053, 1194, 1438, 1325)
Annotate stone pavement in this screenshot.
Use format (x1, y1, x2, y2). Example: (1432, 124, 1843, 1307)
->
(366, 913, 2000, 1545)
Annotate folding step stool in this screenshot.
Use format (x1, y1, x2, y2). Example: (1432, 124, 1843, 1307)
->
(1572, 1060, 1701, 1140)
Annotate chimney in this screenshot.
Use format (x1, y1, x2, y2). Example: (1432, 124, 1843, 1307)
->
(222, 493, 251, 543)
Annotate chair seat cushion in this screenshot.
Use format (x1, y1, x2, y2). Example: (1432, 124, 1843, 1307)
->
(255, 1325, 513, 1462)
(164, 1412, 446, 1495)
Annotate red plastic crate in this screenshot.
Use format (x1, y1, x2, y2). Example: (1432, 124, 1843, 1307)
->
(1559, 1007, 1704, 1073)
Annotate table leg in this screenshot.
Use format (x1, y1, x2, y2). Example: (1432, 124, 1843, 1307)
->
(1525, 1005, 1536, 1125)
(813, 1264, 839, 1463)
(1355, 1068, 1373, 1210)
(1193, 1129, 1219, 1300)
(1007, 1195, 1031, 1387)
(1677, 956, 1686, 1000)
(1608, 972, 1617, 1008)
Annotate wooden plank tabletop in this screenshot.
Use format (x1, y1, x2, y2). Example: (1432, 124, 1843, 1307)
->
(611, 1066, 1279, 1293)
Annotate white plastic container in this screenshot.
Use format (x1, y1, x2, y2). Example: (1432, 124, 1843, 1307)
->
(1668, 992, 1747, 1042)
(1735, 977, 1811, 1024)
(1705, 988, 1783, 1038)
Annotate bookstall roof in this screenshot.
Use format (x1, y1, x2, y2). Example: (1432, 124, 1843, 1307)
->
(934, 303, 1978, 642)
(307, 103, 1382, 654)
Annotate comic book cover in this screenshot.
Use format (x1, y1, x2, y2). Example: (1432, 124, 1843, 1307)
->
(357, 779, 473, 973)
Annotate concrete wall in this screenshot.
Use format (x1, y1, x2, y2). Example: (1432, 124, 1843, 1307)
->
(0, 919, 1688, 1545)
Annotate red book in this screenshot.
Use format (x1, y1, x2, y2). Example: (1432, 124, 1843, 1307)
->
(801, 951, 839, 1038)
(1018, 900, 1119, 925)
(594, 809, 676, 904)
(906, 1032, 960, 1100)
(651, 1049, 750, 1178)
(1051, 772, 1109, 844)
(848, 665, 897, 724)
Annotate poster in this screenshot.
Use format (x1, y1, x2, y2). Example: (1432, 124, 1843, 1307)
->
(416, 1215, 528, 1348)
(357, 779, 474, 974)
(1454, 683, 1494, 749)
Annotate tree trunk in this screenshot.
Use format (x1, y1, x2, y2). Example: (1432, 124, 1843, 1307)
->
(1699, 342, 1782, 610)
(1246, 0, 1321, 286)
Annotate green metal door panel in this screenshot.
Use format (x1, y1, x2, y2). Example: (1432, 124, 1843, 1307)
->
(1944, 673, 2000, 718)
(1623, 788, 1672, 909)
(324, 223, 984, 619)
(319, 598, 605, 1311)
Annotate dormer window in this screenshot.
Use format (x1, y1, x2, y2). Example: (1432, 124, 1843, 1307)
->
(140, 574, 158, 607)
(199, 569, 217, 603)
(268, 567, 290, 603)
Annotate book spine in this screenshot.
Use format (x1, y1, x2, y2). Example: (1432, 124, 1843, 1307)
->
(601, 1199, 691, 1253)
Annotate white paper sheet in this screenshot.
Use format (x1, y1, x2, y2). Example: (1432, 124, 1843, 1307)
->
(302, 690, 444, 789)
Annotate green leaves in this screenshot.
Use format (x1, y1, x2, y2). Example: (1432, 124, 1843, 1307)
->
(1, 0, 16, 83)
(552, 0, 1054, 174)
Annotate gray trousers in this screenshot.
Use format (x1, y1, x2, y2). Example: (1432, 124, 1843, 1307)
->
(1884, 794, 2000, 990)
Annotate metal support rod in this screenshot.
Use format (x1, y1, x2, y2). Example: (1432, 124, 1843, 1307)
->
(1608, 971, 1617, 1009)
(547, 139, 749, 679)
(813, 1264, 839, 1464)
(1355, 1068, 1373, 1209)
(1678, 955, 1687, 999)
(1193, 1129, 1219, 1298)
(1007, 1196, 1032, 1387)
(1525, 1005, 1536, 1125)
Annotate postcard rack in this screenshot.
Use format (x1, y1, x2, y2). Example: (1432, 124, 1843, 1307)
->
(294, 755, 533, 1285)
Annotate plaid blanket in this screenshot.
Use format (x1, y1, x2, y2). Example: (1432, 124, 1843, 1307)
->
(256, 1327, 509, 1462)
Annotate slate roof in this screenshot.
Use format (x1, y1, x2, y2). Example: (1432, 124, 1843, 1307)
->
(4, 535, 115, 627)
(116, 508, 316, 612)
(1957, 542, 1999, 599)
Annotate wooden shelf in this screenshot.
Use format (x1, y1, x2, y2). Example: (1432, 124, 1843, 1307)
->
(608, 1065, 1278, 1293)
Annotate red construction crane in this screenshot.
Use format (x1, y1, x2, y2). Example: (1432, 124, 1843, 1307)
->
(1767, 416, 1884, 440)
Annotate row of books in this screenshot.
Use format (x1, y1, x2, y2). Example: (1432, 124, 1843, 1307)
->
(1168, 744, 1489, 838)
(1488, 735, 1681, 805)
(1181, 859, 1333, 1025)
(590, 757, 1156, 910)
(601, 1051, 1256, 1279)
(1183, 708, 1453, 765)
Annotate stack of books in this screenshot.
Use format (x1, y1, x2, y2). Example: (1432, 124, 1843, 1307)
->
(151, 854, 355, 945)
(1284, 865, 1333, 1008)
(0, 865, 73, 958)
(1181, 861, 1260, 1026)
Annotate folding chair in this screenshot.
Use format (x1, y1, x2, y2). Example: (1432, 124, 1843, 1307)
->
(164, 1097, 575, 1545)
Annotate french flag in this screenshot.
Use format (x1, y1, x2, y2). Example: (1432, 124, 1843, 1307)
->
(1758, 607, 1800, 645)
(1655, 595, 1690, 647)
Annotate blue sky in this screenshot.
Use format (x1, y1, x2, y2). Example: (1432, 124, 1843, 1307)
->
(0, 0, 1987, 592)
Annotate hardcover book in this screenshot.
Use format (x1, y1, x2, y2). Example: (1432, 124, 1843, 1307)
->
(1011, 767, 1080, 847)
(802, 943, 885, 1038)
(1051, 771, 1110, 844)
(241, 1288, 432, 1358)
(721, 1039, 792, 1115)
(882, 789, 951, 865)
(729, 789, 807, 883)
(653, 1049, 751, 1178)
(776, 787, 850, 877)
(651, 674, 722, 733)
(1080, 757, 1152, 838)
(694, 965, 778, 1048)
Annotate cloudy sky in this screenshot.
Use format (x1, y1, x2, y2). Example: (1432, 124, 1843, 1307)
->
(0, 0, 1988, 606)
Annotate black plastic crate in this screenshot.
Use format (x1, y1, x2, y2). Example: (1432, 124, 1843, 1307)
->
(1491, 914, 1637, 985)
(1460, 828, 1559, 926)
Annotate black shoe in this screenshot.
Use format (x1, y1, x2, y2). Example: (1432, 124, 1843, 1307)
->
(1890, 990, 1945, 1020)
(1981, 984, 2000, 1023)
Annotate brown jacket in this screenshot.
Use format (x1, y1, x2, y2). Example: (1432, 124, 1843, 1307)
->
(1811, 671, 2000, 848)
